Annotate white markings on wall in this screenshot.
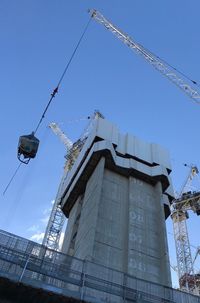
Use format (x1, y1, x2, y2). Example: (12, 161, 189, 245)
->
(130, 209, 144, 224)
(129, 257, 146, 272)
(132, 178, 144, 186)
(129, 232, 143, 244)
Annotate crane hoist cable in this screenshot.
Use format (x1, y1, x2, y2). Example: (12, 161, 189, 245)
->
(3, 163, 22, 195)
(34, 15, 92, 135)
(3, 14, 93, 195)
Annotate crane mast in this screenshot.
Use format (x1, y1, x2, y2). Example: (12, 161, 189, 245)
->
(42, 189, 65, 252)
(89, 9, 200, 104)
(171, 166, 200, 294)
(42, 123, 72, 251)
(171, 210, 195, 292)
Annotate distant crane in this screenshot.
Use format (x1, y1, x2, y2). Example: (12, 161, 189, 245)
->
(42, 111, 104, 251)
(49, 122, 73, 150)
(171, 165, 200, 294)
(89, 9, 200, 104)
(42, 122, 86, 250)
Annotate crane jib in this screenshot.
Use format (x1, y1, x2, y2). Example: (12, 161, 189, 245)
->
(90, 9, 200, 104)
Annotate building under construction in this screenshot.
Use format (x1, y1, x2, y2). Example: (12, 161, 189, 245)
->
(60, 116, 173, 286)
(1, 116, 200, 303)
(1, 6, 200, 303)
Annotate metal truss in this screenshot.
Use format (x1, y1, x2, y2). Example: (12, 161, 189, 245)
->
(171, 166, 200, 294)
(171, 210, 196, 292)
(89, 9, 200, 104)
(42, 198, 65, 251)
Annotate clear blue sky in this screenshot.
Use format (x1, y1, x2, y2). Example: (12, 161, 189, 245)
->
(0, 0, 200, 288)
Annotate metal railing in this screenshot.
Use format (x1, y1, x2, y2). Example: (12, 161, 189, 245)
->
(0, 229, 199, 303)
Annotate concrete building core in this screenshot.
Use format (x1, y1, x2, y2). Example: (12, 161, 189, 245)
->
(60, 117, 174, 287)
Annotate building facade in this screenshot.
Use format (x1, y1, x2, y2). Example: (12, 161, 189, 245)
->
(60, 118, 174, 287)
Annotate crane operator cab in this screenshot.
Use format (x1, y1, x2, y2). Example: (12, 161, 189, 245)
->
(17, 132, 40, 164)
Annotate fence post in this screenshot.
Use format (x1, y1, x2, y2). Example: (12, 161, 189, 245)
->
(123, 273, 127, 301)
(18, 244, 33, 282)
(80, 259, 86, 301)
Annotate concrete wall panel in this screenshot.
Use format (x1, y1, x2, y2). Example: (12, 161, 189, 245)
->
(73, 158, 105, 261)
(61, 118, 173, 288)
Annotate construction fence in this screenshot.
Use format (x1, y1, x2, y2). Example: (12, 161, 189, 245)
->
(0, 229, 199, 303)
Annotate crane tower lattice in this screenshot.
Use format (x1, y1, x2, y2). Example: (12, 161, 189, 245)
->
(171, 166, 200, 294)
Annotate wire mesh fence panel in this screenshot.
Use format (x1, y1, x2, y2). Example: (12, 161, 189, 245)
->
(0, 230, 200, 303)
(173, 289, 200, 303)
(83, 286, 123, 303)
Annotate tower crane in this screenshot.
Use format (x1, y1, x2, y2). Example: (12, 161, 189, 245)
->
(42, 123, 72, 251)
(89, 9, 200, 294)
(89, 9, 200, 104)
(171, 165, 200, 294)
(42, 122, 85, 251)
(42, 111, 104, 252)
